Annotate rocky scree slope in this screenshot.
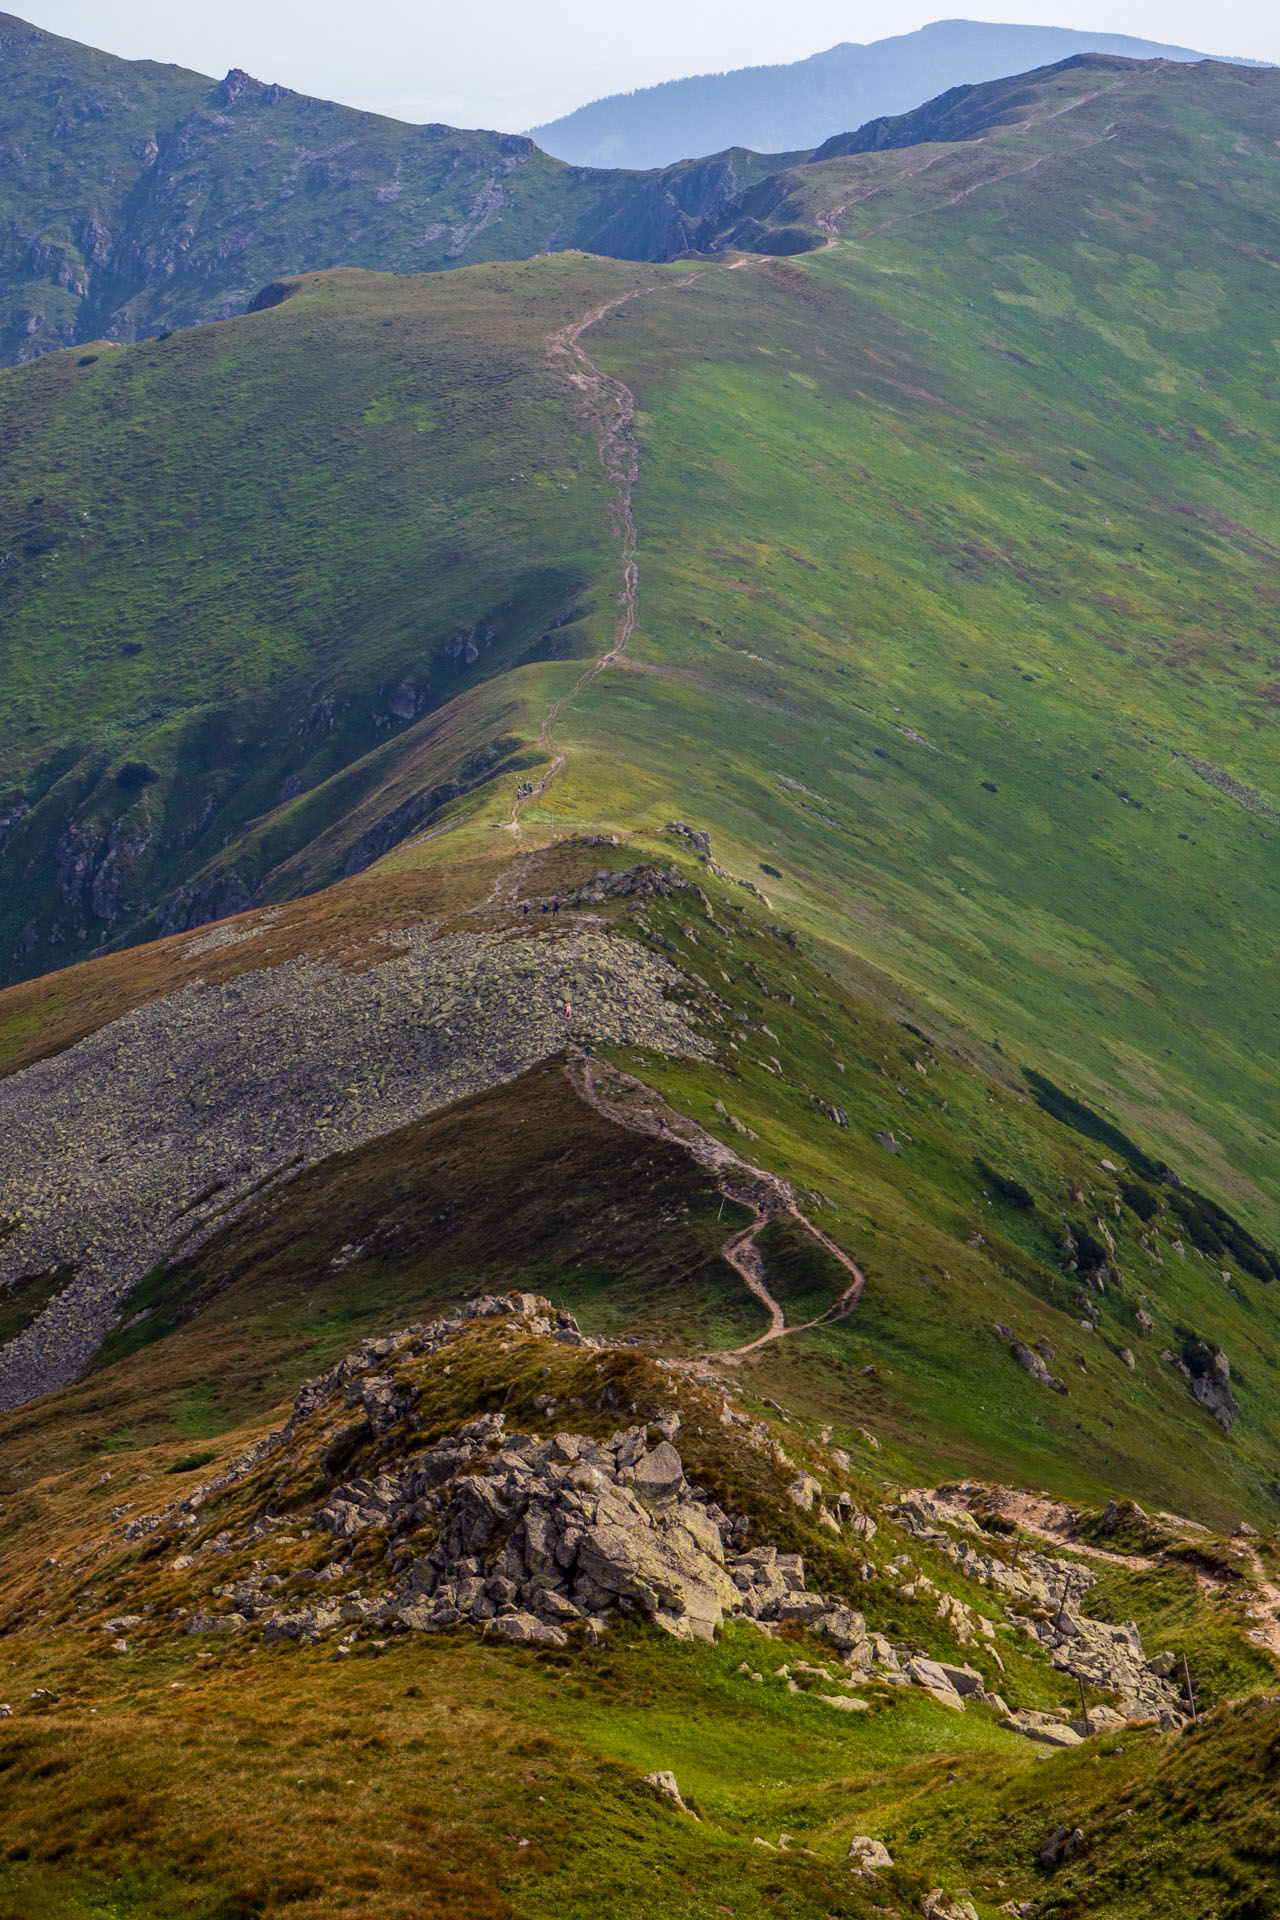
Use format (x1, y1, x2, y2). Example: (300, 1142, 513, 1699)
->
(0, 915, 709, 1411)
(81, 1292, 1193, 1742)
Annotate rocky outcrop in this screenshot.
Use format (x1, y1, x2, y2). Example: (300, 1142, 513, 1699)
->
(894, 1489, 1188, 1726)
(1008, 1338, 1067, 1394)
(115, 1296, 880, 1653)
(0, 928, 710, 1409)
(585, 161, 741, 262)
(1181, 1338, 1239, 1433)
(96, 1294, 1188, 1751)
(665, 820, 712, 856)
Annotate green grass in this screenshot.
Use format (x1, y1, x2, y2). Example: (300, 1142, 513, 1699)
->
(0, 10, 734, 368)
(5, 61, 1280, 1915)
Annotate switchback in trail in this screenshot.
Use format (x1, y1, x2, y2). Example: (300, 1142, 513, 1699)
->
(566, 1051, 865, 1358)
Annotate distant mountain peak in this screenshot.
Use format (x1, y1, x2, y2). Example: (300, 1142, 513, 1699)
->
(529, 18, 1261, 168)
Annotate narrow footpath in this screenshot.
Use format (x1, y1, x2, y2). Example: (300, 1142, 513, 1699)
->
(567, 1051, 865, 1359)
(505, 290, 651, 834)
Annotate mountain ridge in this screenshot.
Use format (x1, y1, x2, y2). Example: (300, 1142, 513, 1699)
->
(528, 16, 1260, 167)
(4, 45, 1280, 1917)
(0, 9, 789, 364)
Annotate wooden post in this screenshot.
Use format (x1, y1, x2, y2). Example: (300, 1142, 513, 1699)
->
(1182, 1651, 1197, 1723)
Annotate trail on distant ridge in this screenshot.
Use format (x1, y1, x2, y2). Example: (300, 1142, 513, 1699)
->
(505, 290, 652, 835)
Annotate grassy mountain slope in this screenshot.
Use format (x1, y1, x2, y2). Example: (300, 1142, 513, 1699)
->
(0, 1249, 1276, 1920)
(2, 833, 1279, 1530)
(0, 256, 645, 954)
(518, 55, 1280, 1234)
(3, 56, 1280, 1230)
(4, 56, 1280, 1915)
(527, 19, 1232, 168)
(0, 9, 773, 365)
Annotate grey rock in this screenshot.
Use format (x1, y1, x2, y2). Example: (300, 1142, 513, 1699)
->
(488, 1612, 568, 1648)
(1010, 1341, 1067, 1395)
(632, 1441, 685, 1509)
(185, 1612, 245, 1635)
(846, 1836, 893, 1871)
(1038, 1825, 1086, 1868)
(642, 1768, 691, 1811)
(813, 1606, 868, 1652)
(1002, 1712, 1083, 1748)
(906, 1657, 966, 1709)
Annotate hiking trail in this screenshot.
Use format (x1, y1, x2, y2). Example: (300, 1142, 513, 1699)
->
(567, 1052, 865, 1358)
(505, 290, 651, 836)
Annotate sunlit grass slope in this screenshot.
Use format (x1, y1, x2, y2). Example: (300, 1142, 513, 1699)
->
(520, 57, 1280, 1230)
(4, 56, 1280, 1241)
(0, 257, 655, 971)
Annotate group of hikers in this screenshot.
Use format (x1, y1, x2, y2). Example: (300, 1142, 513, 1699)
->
(514, 780, 539, 802)
(519, 898, 561, 917)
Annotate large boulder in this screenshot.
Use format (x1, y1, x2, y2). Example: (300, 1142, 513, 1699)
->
(847, 1836, 893, 1871)
(488, 1612, 567, 1648)
(632, 1441, 686, 1509)
(575, 1483, 739, 1641)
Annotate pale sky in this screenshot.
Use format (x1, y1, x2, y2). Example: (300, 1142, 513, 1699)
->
(12, 0, 1278, 131)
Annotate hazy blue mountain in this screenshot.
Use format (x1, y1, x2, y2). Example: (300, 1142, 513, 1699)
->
(528, 17, 1253, 166)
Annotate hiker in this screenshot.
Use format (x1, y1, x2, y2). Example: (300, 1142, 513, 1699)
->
(563, 1001, 572, 1025)
(552, 897, 560, 916)
(541, 900, 548, 914)
(521, 901, 530, 916)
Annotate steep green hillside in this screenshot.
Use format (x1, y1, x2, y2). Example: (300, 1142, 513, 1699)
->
(531, 54, 1280, 1235)
(7, 47, 1280, 1920)
(0, 9, 761, 363)
(4, 53, 1280, 1254)
(0, 257, 645, 950)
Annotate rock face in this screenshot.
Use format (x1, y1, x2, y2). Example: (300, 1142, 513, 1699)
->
(1185, 1340, 1239, 1433)
(0, 928, 710, 1409)
(373, 1413, 742, 1643)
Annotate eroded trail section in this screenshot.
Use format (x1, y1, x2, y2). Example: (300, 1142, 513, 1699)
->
(507, 291, 650, 834)
(566, 1052, 865, 1356)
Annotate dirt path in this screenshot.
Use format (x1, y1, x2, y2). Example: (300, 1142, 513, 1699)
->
(925, 1484, 1280, 1661)
(928, 1485, 1155, 1572)
(865, 81, 1127, 239)
(566, 1051, 865, 1357)
(1238, 1552, 1280, 1661)
(505, 291, 651, 835)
